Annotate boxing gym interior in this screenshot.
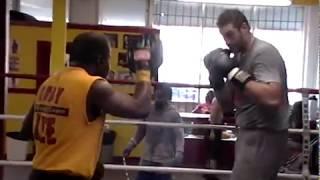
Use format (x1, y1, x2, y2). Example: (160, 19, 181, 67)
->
(0, 0, 319, 180)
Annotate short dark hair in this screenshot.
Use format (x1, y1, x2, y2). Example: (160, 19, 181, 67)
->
(217, 9, 250, 29)
(156, 83, 172, 100)
(207, 90, 215, 98)
(69, 32, 110, 65)
(206, 90, 215, 102)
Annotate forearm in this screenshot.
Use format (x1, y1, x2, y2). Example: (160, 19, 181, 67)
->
(191, 105, 200, 113)
(243, 80, 283, 107)
(20, 105, 34, 140)
(214, 88, 234, 113)
(210, 101, 223, 125)
(132, 125, 146, 145)
(133, 83, 152, 107)
(225, 50, 285, 107)
(175, 128, 185, 153)
(132, 70, 152, 114)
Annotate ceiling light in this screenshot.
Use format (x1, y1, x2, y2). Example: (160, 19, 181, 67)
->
(177, 0, 292, 6)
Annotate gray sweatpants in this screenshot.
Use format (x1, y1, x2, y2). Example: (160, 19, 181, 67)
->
(231, 129, 288, 180)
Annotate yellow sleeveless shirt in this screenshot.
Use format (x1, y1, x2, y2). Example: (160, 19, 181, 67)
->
(32, 67, 105, 178)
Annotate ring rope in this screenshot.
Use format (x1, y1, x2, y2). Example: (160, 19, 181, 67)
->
(0, 114, 318, 134)
(0, 160, 318, 179)
(2, 73, 320, 94)
(103, 120, 319, 134)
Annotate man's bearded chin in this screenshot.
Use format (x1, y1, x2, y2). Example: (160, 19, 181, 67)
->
(155, 100, 168, 109)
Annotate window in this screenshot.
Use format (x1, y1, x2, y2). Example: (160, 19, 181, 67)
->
(153, 27, 203, 102)
(154, 0, 306, 104)
(156, 25, 227, 102)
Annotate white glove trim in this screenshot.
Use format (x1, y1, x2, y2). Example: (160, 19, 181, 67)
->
(228, 67, 240, 80)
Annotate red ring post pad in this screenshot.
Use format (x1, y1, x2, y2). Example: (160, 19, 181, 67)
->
(2, 73, 320, 94)
(289, 88, 319, 95)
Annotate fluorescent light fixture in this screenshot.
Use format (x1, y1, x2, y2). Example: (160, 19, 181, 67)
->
(177, 0, 292, 6)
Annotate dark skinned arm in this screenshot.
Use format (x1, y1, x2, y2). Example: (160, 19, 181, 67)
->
(132, 124, 146, 145)
(88, 80, 152, 119)
(214, 83, 235, 114)
(123, 124, 146, 157)
(210, 98, 224, 125)
(20, 104, 34, 140)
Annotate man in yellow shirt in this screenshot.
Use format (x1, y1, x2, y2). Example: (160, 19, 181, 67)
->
(20, 32, 153, 180)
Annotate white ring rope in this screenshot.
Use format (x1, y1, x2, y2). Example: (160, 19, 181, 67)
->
(0, 114, 318, 134)
(0, 160, 318, 179)
(104, 120, 319, 134)
(105, 120, 235, 130)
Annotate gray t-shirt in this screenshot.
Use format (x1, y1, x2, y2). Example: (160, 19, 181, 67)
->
(233, 38, 289, 130)
(141, 104, 185, 164)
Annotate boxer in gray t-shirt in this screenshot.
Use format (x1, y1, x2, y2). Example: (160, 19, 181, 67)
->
(204, 9, 289, 180)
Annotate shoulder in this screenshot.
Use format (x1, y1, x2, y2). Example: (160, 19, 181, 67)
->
(197, 103, 206, 108)
(89, 79, 111, 95)
(253, 38, 280, 56)
(167, 105, 182, 121)
(252, 38, 284, 64)
(144, 104, 157, 121)
(168, 104, 179, 113)
(87, 79, 112, 106)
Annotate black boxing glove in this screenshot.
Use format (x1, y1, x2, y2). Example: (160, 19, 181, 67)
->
(204, 49, 225, 90)
(208, 70, 225, 91)
(210, 48, 254, 89)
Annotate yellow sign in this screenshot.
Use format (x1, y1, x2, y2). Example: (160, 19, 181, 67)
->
(292, 0, 318, 5)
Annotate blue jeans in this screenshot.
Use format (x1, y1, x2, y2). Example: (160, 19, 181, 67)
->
(135, 160, 172, 180)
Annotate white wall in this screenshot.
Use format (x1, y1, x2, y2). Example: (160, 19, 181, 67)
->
(15, 0, 149, 26)
(19, 0, 53, 21)
(69, 0, 99, 24)
(68, 0, 149, 25)
(303, 6, 319, 89)
(98, 0, 148, 26)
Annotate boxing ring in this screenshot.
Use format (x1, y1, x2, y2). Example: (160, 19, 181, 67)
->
(0, 0, 319, 179)
(0, 73, 319, 180)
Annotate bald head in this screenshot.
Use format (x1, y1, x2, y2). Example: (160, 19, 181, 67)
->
(70, 32, 110, 65)
(155, 83, 172, 101)
(69, 32, 111, 77)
